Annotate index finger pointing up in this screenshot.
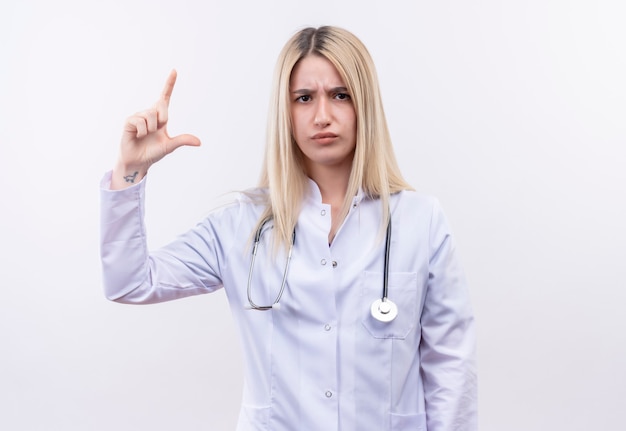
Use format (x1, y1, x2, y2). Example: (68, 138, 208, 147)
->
(155, 69, 178, 127)
(161, 69, 178, 105)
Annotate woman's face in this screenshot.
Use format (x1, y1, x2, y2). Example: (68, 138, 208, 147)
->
(289, 55, 357, 176)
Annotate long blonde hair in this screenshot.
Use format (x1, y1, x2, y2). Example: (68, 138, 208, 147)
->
(256, 26, 412, 249)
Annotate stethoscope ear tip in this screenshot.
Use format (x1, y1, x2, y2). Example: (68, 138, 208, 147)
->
(271, 303, 281, 311)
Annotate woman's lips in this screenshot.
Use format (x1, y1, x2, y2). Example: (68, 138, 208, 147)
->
(311, 132, 338, 144)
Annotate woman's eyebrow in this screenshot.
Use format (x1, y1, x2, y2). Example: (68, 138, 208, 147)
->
(291, 86, 349, 94)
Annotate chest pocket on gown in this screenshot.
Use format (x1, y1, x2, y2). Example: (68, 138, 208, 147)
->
(361, 271, 419, 339)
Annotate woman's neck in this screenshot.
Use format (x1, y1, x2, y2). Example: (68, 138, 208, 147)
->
(307, 164, 352, 244)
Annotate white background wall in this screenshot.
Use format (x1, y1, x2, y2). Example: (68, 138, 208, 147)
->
(1, 0, 624, 430)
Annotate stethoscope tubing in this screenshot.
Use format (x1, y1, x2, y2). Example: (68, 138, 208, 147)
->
(382, 215, 391, 303)
(247, 211, 396, 322)
(246, 218, 295, 310)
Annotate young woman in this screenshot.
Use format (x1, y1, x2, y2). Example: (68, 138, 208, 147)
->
(101, 26, 477, 430)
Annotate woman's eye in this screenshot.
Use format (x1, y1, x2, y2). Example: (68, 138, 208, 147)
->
(296, 95, 311, 102)
(335, 93, 351, 100)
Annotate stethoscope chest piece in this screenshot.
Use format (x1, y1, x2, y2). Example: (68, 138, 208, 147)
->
(370, 298, 398, 322)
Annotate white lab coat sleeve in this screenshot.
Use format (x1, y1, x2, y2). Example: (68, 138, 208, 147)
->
(419, 199, 478, 430)
(99, 171, 238, 304)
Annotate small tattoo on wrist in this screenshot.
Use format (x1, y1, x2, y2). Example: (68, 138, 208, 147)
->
(124, 171, 139, 183)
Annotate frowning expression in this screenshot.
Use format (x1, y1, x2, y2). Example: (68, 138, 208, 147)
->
(290, 55, 357, 175)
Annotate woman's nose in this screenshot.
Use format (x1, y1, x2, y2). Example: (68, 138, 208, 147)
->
(314, 99, 331, 127)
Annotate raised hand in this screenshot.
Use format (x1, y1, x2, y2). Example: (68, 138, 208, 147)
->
(111, 70, 201, 189)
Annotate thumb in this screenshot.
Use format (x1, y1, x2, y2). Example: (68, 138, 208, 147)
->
(168, 133, 202, 152)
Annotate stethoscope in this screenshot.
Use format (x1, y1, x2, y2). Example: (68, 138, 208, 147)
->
(370, 218, 398, 322)
(246, 215, 397, 323)
(245, 218, 294, 311)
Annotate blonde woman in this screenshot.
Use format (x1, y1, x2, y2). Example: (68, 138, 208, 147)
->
(101, 26, 477, 430)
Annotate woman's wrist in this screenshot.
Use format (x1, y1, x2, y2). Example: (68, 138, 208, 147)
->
(110, 162, 148, 190)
